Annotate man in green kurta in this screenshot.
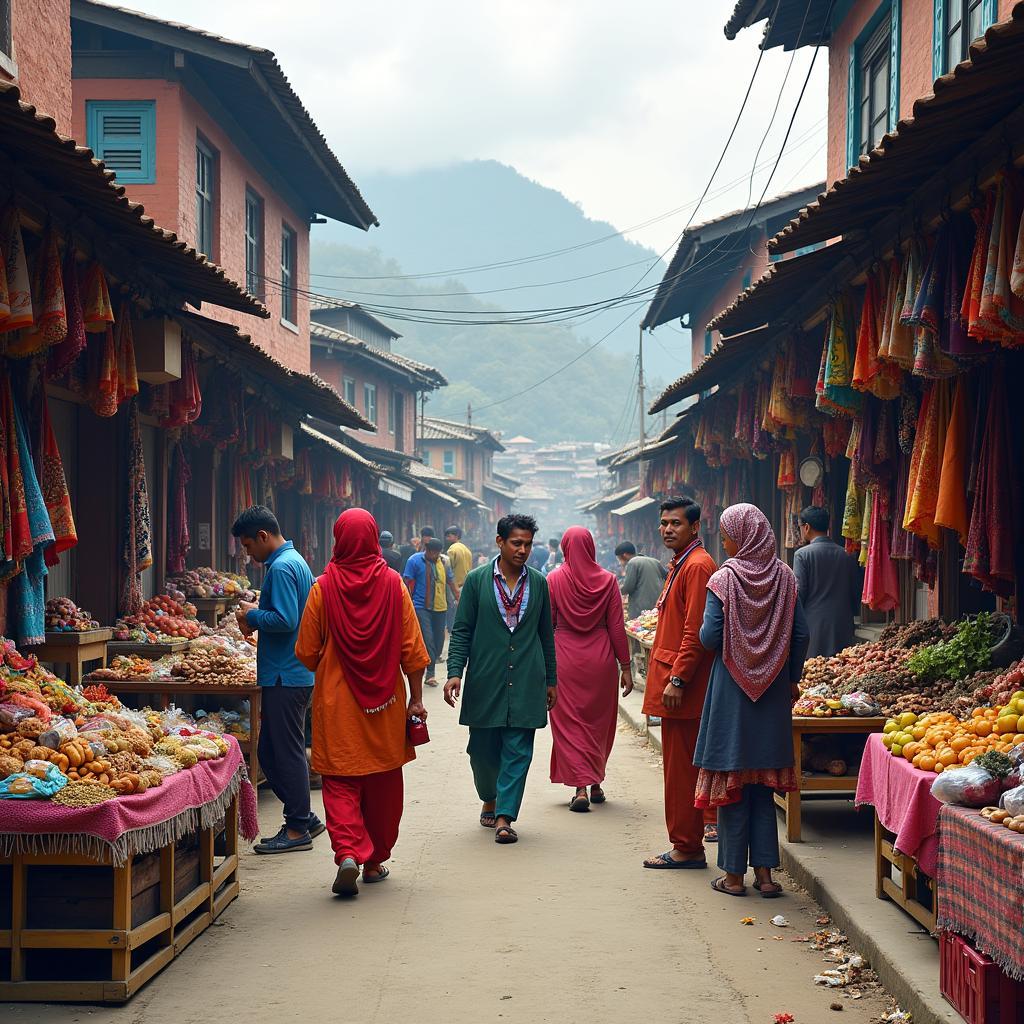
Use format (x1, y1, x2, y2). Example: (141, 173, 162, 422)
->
(444, 513, 557, 845)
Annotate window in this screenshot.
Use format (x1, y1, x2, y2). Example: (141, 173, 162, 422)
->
(343, 377, 356, 407)
(195, 137, 216, 259)
(280, 225, 297, 325)
(363, 383, 377, 425)
(387, 390, 396, 434)
(443, 449, 455, 475)
(244, 189, 264, 298)
(937, 0, 995, 75)
(858, 18, 891, 157)
(704, 329, 713, 356)
(85, 101, 156, 184)
(0, 0, 12, 61)
(422, 449, 431, 466)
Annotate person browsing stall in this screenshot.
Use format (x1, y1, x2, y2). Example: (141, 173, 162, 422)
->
(616, 541, 668, 619)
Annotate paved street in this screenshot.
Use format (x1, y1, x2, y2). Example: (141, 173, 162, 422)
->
(10, 685, 887, 1024)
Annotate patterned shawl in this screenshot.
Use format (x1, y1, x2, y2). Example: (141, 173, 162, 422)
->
(119, 399, 153, 615)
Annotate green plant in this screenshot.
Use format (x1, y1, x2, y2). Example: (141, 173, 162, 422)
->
(907, 614, 996, 684)
(972, 750, 1014, 779)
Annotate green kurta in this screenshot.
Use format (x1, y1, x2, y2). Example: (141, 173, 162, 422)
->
(446, 563, 557, 729)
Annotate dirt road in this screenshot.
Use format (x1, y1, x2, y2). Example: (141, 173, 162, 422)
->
(11, 687, 888, 1024)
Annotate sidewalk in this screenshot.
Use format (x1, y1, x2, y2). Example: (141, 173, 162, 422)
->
(618, 694, 959, 1024)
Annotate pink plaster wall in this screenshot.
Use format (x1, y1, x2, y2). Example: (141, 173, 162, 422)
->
(72, 78, 312, 373)
(4, 0, 72, 134)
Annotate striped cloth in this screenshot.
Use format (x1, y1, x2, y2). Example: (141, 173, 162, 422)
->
(936, 804, 1024, 980)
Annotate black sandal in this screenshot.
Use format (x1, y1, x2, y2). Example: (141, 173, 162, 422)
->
(495, 825, 518, 844)
(569, 792, 590, 813)
(480, 812, 497, 829)
(711, 876, 747, 897)
(590, 786, 606, 804)
(753, 880, 784, 898)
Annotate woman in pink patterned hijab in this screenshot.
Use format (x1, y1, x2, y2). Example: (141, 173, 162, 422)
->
(694, 503, 808, 900)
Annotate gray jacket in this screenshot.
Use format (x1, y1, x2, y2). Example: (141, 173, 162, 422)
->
(620, 555, 668, 619)
(792, 536, 862, 659)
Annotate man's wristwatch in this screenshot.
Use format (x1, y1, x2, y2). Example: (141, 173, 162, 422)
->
(669, 676, 685, 689)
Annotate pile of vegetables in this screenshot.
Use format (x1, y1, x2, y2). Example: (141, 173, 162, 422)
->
(114, 594, 202, 642)
(165, 568, 256, 601)
(906, 613, 998, 683)
(45, 597, 101, 633)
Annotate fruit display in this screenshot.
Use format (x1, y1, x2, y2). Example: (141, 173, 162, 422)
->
(44, 597, 101, 632)
(976, 659, 1024, 708)
(165, 568, 256, 601)
(626, 610, 658, 643)
(113, 594, 202, 642)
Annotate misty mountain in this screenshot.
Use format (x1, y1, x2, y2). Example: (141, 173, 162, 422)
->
(312, 159, 689, 382)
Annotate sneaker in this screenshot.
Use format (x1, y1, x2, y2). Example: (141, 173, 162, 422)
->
(332, 857, 360, 896)
(254, 831, 313, 855)
(259, 824, 287, 844)
(307, 815, 326, 839)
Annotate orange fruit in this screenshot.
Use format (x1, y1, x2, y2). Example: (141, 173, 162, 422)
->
(975, 720, 993, 737)
(950, 736, 971, 753)
(938, 749, 958, 767)
(918, 755, 936, 772)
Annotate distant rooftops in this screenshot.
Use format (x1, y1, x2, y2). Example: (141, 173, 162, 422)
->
(419, 417, 505, 452)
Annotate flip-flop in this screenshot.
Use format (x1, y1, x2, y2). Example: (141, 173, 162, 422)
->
(424, 678, 438, 687)
(703, 824, 719, 843)
(590, 786, 607, 804)
(643, 851, 708, 870)
(332, 857, 360, 897)
(495, 825, 518, 844)
(569, 794, 591, 813)
(753, 880, 784, 898)
(711, 876, 747, 897)
(480, 812, 497, 828)
(363, 866, 390, 884)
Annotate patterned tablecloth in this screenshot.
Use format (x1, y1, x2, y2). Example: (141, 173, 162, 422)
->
(936, 804, 1024, 980)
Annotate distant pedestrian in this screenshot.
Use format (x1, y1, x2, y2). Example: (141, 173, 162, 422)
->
(793, 506, 861, 658)
(695, 503, 808, 899)
(379, 530, 404, 573)
(543, 536, 563, 576)
(398, 535, 418, 573)
(444, 513, 557, 845)
(296, 508, 429, 896)
(444, 525, 474, 632)
(615, 541, 668, 619)
(548, 527, 633, 811)
(232, 505, 323, 854)
(404, 537, 459, 686)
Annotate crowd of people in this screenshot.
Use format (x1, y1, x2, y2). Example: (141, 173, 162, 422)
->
(231, 495, 861, 899)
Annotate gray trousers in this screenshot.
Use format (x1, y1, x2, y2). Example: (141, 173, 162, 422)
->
(415, 608, 446, 677)
(716, 783, 779, 874)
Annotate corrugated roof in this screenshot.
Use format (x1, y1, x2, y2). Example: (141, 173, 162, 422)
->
(310, 324, 447, 389)
(771, 7, 1024, 255)
(419, 417, 505, 452)
(0, 81, 265, 318)
(611, 496, 657, 517)
(483, 479, 518, 501)
(72, 0, 376, 229)
(578, 486, 639, 513)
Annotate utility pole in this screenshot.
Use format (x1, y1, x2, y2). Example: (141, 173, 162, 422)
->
(637, 327, 647, 493)
(467, 402, 472, 426)
(419, 392, 427, 457)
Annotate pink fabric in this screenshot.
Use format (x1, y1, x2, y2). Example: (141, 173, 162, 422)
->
(549, 561, 629, 787)
(855, 733, 940, 876)
(862, 490, 900, 611)
(0, 737, 257, 853)
(546, 526, 621, 633)
(707, 502, 797, 702)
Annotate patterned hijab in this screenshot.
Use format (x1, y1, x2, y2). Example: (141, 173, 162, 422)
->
(707, 503, 797, 702)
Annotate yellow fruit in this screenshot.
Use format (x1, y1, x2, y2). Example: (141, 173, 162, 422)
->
(898, 712, 919, 728)
(883, 721, 899, 735)
(882, 733, 895, 749)
(911, 725, 927, 741)
(891, 743, 904, 758)
(997, 715, 1020, 735)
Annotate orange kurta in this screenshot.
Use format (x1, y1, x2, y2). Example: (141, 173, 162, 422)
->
(295, 581, 430, 777)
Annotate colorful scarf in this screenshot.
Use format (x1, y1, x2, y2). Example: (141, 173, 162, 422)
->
(89, 323, 118, 417)
(8, 224, 66, 357)
(0, 207, 33, 334)
(903, 379, 951, 549)
(853, 266, 901, 398)
(0, 373, 31, 580)
(934, 374, 971, 545)
(36, 380, 76, 567)
(707, 503, 797, 703)
(80, 263, 114, 334)
(119, 400, 153, 616)
(167, 441, 191, 575)
(48, 237, 87, 377)
(114, 304, 139, 406)
(862, 488, 899, 612)
(817, 292, 861, 417)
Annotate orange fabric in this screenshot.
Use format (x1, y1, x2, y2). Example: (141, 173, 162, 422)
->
(661, 718, 715, 856)
(296, 581, 430, 777)
(903, 379, 952, 549)
(642, 546, 717, 720)
(934, 375, 971, 545)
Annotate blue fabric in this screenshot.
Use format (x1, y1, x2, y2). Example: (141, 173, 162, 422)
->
(491, 556, 530, 631)
(245, 541, 314, 687)
(404, 551, 453, 610)
(693, 592, 809, 773)
(467, 726, 536, 822)
(717, 784, 779, 874)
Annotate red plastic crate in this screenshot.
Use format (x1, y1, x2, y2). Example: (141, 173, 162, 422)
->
(939, 931, 1024, 1024)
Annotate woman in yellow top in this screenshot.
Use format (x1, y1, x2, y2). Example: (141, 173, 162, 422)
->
(296, 508, 430, 897)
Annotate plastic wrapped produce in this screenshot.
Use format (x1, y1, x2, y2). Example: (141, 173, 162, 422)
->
(931, 765, 1002, 807)
(37, 717, 78, 750)
(1000, 784, 1024, 817)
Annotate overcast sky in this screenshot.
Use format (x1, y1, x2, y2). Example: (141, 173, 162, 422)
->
(121, 1, 829, 253)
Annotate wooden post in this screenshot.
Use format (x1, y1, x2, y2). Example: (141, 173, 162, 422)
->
(111, 861, 132, 983)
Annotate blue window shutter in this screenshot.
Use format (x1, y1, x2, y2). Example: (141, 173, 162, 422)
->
(846, 42, 858, 171)
(932, 0, 945, 80)
(982, 0, 997, 30)
(85, 100, 156, 184)
(889, 0, 901, 134)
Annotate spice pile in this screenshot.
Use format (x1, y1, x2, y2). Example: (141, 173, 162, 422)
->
(45, 597, 101, 633)
(113, 593, 202, 643)
(175, 638, 256, 686)
(86, 655, 158, 682)
(165, 568, 256, 601)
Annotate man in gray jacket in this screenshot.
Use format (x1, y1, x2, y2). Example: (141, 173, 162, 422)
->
(793, 507, 862, 658)
(616, 542, 668, 619)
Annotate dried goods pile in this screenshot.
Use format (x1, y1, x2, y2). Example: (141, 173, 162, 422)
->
(625, 610, 658, 644)
(44, 597, 101, 633)
(113, 593, 202, 643)
(86, 655, 159, 682)
(165, 567, 256, 601)
(175, 638, 256, 685)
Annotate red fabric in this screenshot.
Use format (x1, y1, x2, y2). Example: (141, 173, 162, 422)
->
(661, 718, 715, 856)
(546, 526, 620, 633)
(862, 489, 899, 612)
(855, 733, 940, 876)
(47, 237, 86, 377)
(707, 503, 798, 702)
(318, 508, 405, 714)
(321, 768, 404, 866)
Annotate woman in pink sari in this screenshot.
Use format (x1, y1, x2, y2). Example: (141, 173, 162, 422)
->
(548, 526, 633, 812)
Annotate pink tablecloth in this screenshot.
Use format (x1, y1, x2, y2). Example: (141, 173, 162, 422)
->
(0, 736, 258, 865)
(855, 732, 942, 876)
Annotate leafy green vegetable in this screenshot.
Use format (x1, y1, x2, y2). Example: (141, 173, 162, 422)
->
(907, 614, 996, 684)
(972, 750, 1013, 779)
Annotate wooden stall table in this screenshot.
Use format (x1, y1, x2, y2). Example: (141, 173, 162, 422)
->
(27, 628, 112, 685)
(106, 639, 191, 662)
(189, 597, 234, 628)
(776, 715, 887, 842)
(626, 634, 651, 694)
(98, 679, 262, 786)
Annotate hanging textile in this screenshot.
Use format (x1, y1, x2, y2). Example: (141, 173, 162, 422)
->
(8, 224, 67, 358)
(776, 444, 797, 489)
(890, 449, 915, 559)
(942, 214, 979, 356)
(964, 367, 1016, 596)
(783, 488, 802, 550)
(991, 172, 1024, 343)
(963, 190, 994, 339)
(80, 263, 115, 333)
(878, 254, 915, 367)
(48, 237, 86, 378)
(36, 380, 77, 567)
(159, 339, 202, 427)
(841, 458, 865, 558)
(862, 489, 899, 612)
(905, 225, 961, 377)
(816, 292, 861, 417)
(933, 374, 971, 545)
(897, 389, 918, 454)
(166, 441, 191, 575)
(114, 304, 139, 406)
(903, 379, 952, 549)
(88, 322, 118, 417)
(119, 400, 153, 616)
(0, 207, 33, 334)
(852, 266, 901, 398)
(0, 374, 31, 580)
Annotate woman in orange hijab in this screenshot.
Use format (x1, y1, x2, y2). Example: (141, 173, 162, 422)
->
(296, 508, 430, 897)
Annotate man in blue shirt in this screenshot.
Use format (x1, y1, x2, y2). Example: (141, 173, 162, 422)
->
(404, 537, 459, 686)
(232, 505, 322, 855)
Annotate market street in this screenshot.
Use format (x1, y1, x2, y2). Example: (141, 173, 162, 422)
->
(7, 691, 887, 1024)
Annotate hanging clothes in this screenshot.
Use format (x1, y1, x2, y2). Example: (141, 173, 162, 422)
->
(8, 224, 67, 358)
(963, 190, 995, 340)
(48, 238, 86, 378)
(160, 339, 202, 427)
(890, 449, 915, 560)
(853, 266, 901, 398)
(905, 225, 960, 377)
(992, 172, 1024, 343)
(88, 321, 118, 417)
(35, 380, 77, 567)
(0, 373, 32, 580)
(167, 441, 191, 575)
(119, 400, 153, 616)
(878, 253, 915, 367)
(0, 207, 33, 335)
(933, 374, 971, 546)
(80, 263, 115, 334)
(817, 292, 861, 417)
(942, 214, 980, 356)
(903, 379, 952, 549)
(114, 304, 139, 406)
(862, 489, 899, 612)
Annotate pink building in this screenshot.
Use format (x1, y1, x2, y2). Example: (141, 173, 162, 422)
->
(69, 0, 376, 374)
(0, 0, 73, 132)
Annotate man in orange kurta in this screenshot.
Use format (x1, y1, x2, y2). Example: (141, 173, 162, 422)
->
(642, 497, 718, 869)
(295, 579, 429, 888)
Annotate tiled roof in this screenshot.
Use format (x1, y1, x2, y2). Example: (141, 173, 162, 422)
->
(723, 0, 835, 50)
(310, 324, 447, 388)
(419, 417, 505, 451)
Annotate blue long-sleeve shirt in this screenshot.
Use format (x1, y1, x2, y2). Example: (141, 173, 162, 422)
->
(245, 541, 315, 687)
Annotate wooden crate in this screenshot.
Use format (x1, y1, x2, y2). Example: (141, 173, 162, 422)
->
(874, 810, 937, 934)
(0, 794, 240, 1003)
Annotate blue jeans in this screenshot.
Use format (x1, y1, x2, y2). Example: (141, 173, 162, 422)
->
(717, 784, 779, 875)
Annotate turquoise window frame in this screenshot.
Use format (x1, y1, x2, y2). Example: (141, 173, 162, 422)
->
(704, 329, 713, 355)
(932, 0, 997, 80)
(845, 1, 900, 172)
(85, 100, 156, 184)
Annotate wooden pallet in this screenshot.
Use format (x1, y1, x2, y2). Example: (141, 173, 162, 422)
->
(0, 795, 240, 1002)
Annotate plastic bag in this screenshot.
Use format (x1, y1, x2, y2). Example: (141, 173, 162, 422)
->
(931, 765, 1002, 807)
(37, 716, 78, 750)
(1001, 784, 1024, 817)
(0, 761, 68, 799)
(0, 702, 35, 728)
(841, 692, 882, 716)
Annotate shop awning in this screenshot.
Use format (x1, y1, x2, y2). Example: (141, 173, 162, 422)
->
(378, 476, 414, 502)
(770, 9, 1024, 254)
(609, 435, 681, 468)
(649, 325, 774, 413)
(611, 496, 657, 517)
(483, 480, 518, 501)
(298, 423, 381, 472)
(578, 486, 639, 513)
